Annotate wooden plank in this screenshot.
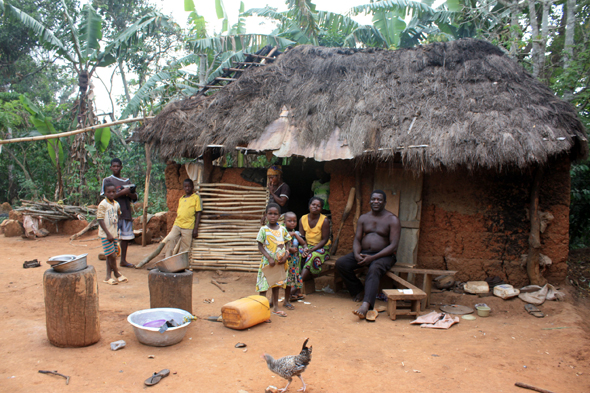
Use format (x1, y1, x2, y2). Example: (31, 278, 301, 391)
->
(391, 267, 457, 276)
(374, 166, 423, 267)
(401, 221, 420, 229)
(385, 272, 424, 293)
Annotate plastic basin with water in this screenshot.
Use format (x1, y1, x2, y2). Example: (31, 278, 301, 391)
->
(127, 308, 193, 347)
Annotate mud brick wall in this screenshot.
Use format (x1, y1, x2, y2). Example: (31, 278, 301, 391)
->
(417, 156, 570, 286)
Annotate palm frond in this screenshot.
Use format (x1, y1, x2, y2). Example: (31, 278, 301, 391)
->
(0, 0, 75, 63)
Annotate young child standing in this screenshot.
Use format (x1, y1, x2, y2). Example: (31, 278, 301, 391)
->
(97, 183, 127, 285)
(163, 179, 202, 257)
(256, 203, 291, 317)
(284, 211, 306, 310)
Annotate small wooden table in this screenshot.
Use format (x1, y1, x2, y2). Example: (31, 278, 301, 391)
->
(383, 273, 426, 320)
(390, 266, 457, 310)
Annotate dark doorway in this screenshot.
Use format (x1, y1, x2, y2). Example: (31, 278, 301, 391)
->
(282, 158, 326, 221)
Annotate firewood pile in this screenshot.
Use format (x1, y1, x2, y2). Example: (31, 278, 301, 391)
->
(15, 200, 96, 222)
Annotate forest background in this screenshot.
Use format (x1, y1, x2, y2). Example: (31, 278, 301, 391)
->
(0, 0, 589, 247)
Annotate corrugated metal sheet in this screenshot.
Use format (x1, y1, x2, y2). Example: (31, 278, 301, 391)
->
(246, 110, 353, 161)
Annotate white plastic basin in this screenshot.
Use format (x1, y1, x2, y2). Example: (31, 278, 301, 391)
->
(127, 308, 193, 347)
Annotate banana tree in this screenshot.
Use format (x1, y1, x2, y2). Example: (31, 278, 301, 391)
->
(120, 0, 295, 119)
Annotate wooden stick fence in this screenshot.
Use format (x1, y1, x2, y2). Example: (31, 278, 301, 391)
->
(190, 183, 268, 272)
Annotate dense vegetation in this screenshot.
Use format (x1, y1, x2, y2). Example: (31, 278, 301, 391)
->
(0, 0, 588, 245)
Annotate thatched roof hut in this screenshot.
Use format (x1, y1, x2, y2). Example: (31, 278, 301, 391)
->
(138, 38, 587, 171)
(142, 39, 587, 287)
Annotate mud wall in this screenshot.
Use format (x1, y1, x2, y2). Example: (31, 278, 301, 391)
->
(418, 156, 570, 286)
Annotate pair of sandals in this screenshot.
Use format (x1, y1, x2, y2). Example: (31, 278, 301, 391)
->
(103, 275, 128, 285)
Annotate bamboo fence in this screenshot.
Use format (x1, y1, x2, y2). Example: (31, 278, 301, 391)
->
(190, 183, 268, 272)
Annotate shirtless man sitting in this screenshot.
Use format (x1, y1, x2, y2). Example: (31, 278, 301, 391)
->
(335, 190, 401, 319)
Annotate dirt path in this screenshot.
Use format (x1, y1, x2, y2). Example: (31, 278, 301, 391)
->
(1, 233, 589, 392)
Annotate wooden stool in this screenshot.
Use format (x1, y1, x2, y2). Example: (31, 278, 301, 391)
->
(383, 273, 426, 320)
(390, 266, 457, 310)
(148, 269, 193, 313)
(43, 266, 100, 347)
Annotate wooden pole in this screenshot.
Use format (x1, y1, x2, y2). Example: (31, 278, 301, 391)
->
(136, 242, 165, 268)
(202, 149, 213, 183)
(142, 143, 153, 247)
(527, 166, 547, 286)
(353, 165, 362, 233)
(0, 117, 154, 145)
(515, 382, 555, 393)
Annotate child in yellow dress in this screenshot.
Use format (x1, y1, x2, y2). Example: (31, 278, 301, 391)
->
(256, 203, 291, 317)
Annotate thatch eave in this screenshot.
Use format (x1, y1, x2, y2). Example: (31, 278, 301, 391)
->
(136, 39, 588, 172)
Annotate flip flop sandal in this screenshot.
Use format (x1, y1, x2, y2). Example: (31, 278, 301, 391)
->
(375, 305, 387, 313)
(103, 278, 118, 285)
(120, 262, 135, 268)
(117, 275, 128, 283)
(366, 310, 379, 322)
(525, 304, 545, 318)
(144, 369, 170, 386)
(272, 311, 287, 317)
(284, 303, 295, 310)
(289, 294, 305, 302)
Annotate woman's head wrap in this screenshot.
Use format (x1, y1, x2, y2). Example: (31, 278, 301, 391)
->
(267, 165, 283, 176)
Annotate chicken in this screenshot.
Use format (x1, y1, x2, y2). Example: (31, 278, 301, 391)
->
(261, 338, 312, 392)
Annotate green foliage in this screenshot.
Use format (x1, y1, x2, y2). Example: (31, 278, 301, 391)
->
(94, 127, 111, 153)
(570, 161, 590, 248)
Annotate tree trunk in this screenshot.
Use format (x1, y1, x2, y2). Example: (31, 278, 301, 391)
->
(148, 269, 193, 313)
(528, 0, 543, 79)
(3, 145, 38, 199)
(508, 0, 522, 58)
(562, 0, 576, 102)
(118, 61, 131, 102)
(142, 143, 153, 247)
(526, 166, 547, 286)
(43, 266, 101, 347)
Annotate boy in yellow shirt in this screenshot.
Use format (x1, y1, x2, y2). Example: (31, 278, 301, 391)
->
(164, 179, 202, 257)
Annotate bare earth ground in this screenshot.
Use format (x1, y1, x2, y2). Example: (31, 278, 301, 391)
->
(1, 233, 590, 393)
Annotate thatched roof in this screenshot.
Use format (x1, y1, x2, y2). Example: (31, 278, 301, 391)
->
(138, 39, 587, 171)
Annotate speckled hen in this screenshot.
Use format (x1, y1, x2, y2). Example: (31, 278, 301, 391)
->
(261, 338, 312, 392)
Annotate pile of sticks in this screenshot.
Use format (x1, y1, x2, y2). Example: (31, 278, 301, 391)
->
(191, 183, 267, 272)
(16, 200, 96, 222)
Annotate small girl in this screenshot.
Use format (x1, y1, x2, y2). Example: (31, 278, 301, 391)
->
(256, 203, 292, 317)
(284, 211, 306, 310)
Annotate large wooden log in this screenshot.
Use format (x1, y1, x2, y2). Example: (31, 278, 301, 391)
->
(43, 266, 100, 348)
(148, 269, 193, 313)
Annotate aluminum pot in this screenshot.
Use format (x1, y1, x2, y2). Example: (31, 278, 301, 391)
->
(47, 254, 77, 266)
(156, 251, 189, 273)
(52, 254, 88, 273)
(127, 308, 193, 347)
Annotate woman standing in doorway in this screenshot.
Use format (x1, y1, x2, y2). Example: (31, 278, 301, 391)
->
(292, 197, 331, 299)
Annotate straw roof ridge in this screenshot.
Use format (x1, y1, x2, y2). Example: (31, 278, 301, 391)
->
(139, 38, 587, 171)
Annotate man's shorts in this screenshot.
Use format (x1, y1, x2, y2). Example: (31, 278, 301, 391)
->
(101, 237, 119, 256)
(118, 219, 134, 240)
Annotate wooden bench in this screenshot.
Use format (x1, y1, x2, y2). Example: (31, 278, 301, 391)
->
(390, 266, 457, 310)
(383, 273, 426, 320)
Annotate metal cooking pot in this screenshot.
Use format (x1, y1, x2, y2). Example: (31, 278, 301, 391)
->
(155, 252, 189, 273)
(53, 254, 88, 273)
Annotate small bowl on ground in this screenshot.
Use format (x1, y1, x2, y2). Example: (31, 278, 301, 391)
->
(156, 251, 189, 273)
(127, 308, 193, 347)
(476, 306, 491, 317)
(47, 254, 77, 266)
(52, 254, 88, 273)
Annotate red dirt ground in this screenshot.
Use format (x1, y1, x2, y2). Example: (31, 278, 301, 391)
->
(1, 233, 589, 393)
